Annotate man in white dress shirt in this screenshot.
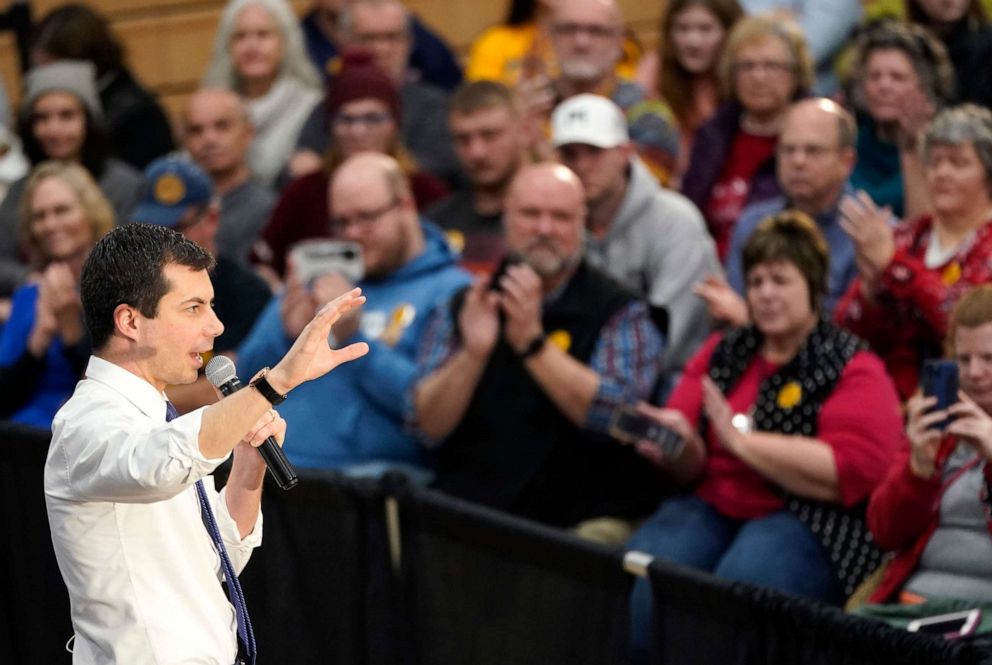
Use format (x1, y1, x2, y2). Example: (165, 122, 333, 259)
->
(44, 223, 367, 664)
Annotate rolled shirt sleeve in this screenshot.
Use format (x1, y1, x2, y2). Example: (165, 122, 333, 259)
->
(585, 301, 665, 433)
(215, 485, 263, 575)
(51, 404, 231, 504)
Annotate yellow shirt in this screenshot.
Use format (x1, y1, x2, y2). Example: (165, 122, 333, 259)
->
(466, 22, 641, 86)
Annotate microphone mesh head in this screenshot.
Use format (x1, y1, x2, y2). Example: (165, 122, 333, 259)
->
(205, 355, 238, 388)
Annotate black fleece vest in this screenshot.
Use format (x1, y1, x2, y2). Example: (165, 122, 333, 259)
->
(434, 261, 667, 527)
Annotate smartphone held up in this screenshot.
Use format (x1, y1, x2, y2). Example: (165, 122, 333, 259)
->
(922, 359, 959, 430)
(289, 240, 364, 285)
(608, 405, 685, 459)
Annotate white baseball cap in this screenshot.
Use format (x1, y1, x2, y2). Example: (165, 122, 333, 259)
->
(551, 93, 629, 149)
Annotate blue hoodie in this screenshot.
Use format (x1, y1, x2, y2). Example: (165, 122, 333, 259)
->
(237, 221, 471, 476)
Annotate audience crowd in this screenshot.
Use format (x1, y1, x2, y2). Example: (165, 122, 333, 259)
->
(6, 0, 992, 653)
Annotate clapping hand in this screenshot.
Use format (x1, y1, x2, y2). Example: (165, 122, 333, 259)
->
(29, 262, 83, 355)
(840, 191, 895, 290)
(896, 87, 936, 152)
(43, 263, 84, 345)
(693, 274, 749, 326)
(701, 376, 744, 455)
(497, 263, 545, 355)
(458, 277, 500, 360)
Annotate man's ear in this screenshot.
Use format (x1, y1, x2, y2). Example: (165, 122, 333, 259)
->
(112, 303, 142, 343)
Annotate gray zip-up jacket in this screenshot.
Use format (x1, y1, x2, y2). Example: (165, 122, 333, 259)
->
(585, 157, 721, 381)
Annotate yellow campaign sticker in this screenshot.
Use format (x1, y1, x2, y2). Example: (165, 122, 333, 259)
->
(154, 173, 185, 205)
(941, 261, 962, 286)
(776, 381, 803, 409)
(445, 230, 465, 255)
(547, 329, 571, 352)
(380, 303, 416, 347)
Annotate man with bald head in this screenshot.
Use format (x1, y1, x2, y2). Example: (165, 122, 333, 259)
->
(236, 152, 469, 477)
(700, 98, 862, 323)
(183, 88, 275, 266)
(411, 162, 666, 539)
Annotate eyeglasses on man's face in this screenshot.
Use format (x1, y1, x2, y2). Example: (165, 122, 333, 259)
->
(330, 197, 400, 233)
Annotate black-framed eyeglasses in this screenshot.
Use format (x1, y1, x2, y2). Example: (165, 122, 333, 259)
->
(330, 197, 400, 233)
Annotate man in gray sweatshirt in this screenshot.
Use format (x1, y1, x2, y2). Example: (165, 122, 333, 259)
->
(552, 94, 720, 389)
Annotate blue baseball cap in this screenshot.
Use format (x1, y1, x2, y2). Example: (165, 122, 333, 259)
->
(131, 157, 214, 228)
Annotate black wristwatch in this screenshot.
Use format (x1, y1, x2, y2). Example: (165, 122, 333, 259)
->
(517, 334, 546, 360)
(249, 368, 287, 406)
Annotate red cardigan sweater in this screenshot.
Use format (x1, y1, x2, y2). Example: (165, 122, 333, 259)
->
(835, 215, 992, 400)
(867, 440, 992, 603)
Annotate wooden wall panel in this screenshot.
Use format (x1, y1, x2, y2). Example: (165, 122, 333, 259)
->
(0, 34, 17, 119)
(0, 0, 666, 125)
(116, 9, 223, 91)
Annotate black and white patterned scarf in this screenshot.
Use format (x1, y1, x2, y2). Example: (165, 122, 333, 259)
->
(707, 319, 886, 597)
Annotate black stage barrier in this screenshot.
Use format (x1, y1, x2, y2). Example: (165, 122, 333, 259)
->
(0, 422, 72, 664)
(392, 475, 633, 665)
(3, 427, 992, 665)
(646, 557, 992, 665)
(232, 469, 401, 665)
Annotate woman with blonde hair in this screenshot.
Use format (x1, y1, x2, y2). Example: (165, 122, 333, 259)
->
(0, 161, 113, 428)
(203, 0, 323, 187)
(679, 14, 813, 261)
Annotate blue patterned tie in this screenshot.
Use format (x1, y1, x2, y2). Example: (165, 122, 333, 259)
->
(166, 401, 257, 665)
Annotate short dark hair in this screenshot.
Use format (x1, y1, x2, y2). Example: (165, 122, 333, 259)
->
(742, 210, 829, 312)
(82, 223, 214, 350)
(448, 80, 518, 116)
(32, 3, 125, 77)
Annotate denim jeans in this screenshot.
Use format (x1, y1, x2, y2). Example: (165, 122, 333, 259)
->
(627, 494, 842, 662)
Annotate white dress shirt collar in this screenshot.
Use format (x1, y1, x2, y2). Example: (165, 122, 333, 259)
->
(84, 355, 170, 421)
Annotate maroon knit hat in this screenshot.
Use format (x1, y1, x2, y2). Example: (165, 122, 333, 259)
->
(325, 48, 402, 121)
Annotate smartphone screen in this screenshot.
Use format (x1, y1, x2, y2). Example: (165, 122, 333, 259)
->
(922, 359, 959, 430)
(907, 609, 981, 638)
(608, 406, 685, 458)
(289, 240, 364, 285)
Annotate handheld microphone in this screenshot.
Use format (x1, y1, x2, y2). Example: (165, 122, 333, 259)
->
(205, 356, 299, 490)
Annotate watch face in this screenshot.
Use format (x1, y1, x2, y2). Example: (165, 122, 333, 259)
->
(731, 413, 752, 434)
